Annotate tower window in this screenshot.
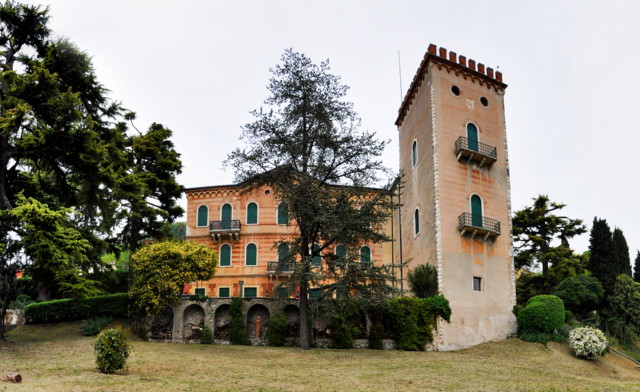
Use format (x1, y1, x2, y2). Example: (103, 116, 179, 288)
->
(414, 208, 420, 236)
(197, 205, 208, 227)
(480, 97, 489, 107)
(412, 140, 418, 167)
(451, 85, 460, 96)
(473, 277, 482, 292)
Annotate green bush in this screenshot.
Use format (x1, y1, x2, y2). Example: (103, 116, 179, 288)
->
(331, 313, 358, 349)
(407, 264, 438, 298)
(230, 297, 250, 345)
(512, 305, 523, 318)
(267, 311, 287, 347)
(201, 326, 213, 344)
(82, 316, 113, 336)
(387, 295, 452, 351)
(564, 310, 574, 324)
(517, 295, 564, 335)
(23, 293, 129, 323)
(9, 294, 34, 309)
(94, 327, 130, 374)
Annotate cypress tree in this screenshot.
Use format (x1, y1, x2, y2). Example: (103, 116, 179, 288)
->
(588, 218, 616, 306)
(634, 251, 640, 284)
(612, 228, 632, 277)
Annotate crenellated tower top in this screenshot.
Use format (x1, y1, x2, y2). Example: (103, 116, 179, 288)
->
(395, 44, 507, 126)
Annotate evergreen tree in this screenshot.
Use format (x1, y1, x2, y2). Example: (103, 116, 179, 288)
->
(512, 195, 586, 275)
(634, 251, 640, 284)
(225, 50, 398, 349)
(612, 227, 632, 277)
(588, 217, 616, 307)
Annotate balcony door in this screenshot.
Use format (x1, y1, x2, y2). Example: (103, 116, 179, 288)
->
(221, 204, 232, 229)
(471, 195, 483, 228)
(467, 123, 478, 152)
(278, 243, 290, 271)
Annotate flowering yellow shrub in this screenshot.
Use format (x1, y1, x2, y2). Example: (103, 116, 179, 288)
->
(129, 241, 217, 315)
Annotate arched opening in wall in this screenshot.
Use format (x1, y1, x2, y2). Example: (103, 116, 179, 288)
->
(467, 123, 479, 152)
(247, 304, 270, 339)
(183, 304, 205, 340)
(471, 194, 483, 228)
(197, 205, 208, 227)
(283, 304, 300, 337)
(149, 307, 173, 340)
(213, 304, 231, 340)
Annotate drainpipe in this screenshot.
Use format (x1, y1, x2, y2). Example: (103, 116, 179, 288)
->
(239, 281, 244, 297)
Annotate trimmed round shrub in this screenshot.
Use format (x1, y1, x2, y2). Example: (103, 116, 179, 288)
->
(512, 305, 523, 318)
(94, 327, 131, 374)
(267, 311, 287, 347)
(518, 295, 565, 335)
(201, 326, 213, 344)
(569, 326, 607, 360)
(564, 310, 574, 324)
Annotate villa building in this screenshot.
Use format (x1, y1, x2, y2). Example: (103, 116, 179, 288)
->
(183, 44, 516, 350)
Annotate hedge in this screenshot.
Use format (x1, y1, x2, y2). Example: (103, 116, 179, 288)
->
(517, 295, 564, 335)
(23, 293, 130, 324)
(387, 295, 451, 351)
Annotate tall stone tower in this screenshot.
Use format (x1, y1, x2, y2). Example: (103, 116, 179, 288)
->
(396, 44, 516, 350)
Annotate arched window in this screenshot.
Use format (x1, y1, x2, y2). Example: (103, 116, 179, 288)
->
(247, 202, 258, 224)
(197, 205, 208, 227)
(412, 140, 418, 167)
(471, 195, 483, 228)
(335, 245, 346, 258)
(467, 123, 478, 152)
(360, 246, 371, 263)
(414, 208, 420, 236)
(312, 244, 321, 267)
(278, 243, 290, 271)
(277, 203, 288, 225)
(221, 203, 233, 221)
(220, 244, 231, 267)
(245, 243, 257, 266)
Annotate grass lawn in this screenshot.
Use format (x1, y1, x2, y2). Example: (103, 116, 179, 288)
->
(2, 320, 640, 391)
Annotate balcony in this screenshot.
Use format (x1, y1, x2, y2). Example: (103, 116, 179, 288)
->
(458, 212, 501, 240)
(454, 136, 497, 168)
(209, 220, 241, 240)
(267, 261, 295, 281)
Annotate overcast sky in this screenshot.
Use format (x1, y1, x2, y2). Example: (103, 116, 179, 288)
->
(28, 0, 640, 260)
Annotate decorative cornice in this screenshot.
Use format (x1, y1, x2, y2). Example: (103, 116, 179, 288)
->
(186, 188, 241, 199)
(395, 44, 508, 127)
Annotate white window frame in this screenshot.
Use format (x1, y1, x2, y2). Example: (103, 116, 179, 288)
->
(220, 202, 233, 220)
(245, 242, 258, 267)
(196, 204, 209, 227)
(468, 193, 485, 217)
(465, 121, 481, 143)
(246, 202, 259, 225)
(219, 243, 233, 268)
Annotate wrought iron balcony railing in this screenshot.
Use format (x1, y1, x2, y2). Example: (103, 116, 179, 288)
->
(209, 220, 241, 231)
(458, 212, 501, 240)
(454, 136, 498, 168)
(267, 261, 295, 273)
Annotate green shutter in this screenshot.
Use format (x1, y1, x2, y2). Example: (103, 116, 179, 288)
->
(246, 244, 257, 266)
(219, 287, 230, 297)
(312, 244, 321, 266)
(197, 206, 208, 227)
(221, 204, 232, 221)
(195, 288, 205, 297)
(220, 244, 231, 266)
(244, 287, 257, 297)
(278, 204, 288, 225)
(247, 203, 258, 224)
(360, 246, 371, 263)
(467, 123, 478, 152)
(310, 289, 321, 299)
(471, 195, 483, 228)
(336, 245, 346, 258)
(278, 244, 289, 261)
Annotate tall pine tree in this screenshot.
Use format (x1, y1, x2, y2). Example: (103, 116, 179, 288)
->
(588, 218, 616, 307)
(634, 251, 640, 284)
(612, 227, 632, 277)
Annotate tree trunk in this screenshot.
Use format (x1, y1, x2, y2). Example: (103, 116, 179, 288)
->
(2, 373, 22, 383)
(128, 217, 140, 290)
(299, 280, 309, 350)
(0, 300, 7, 341)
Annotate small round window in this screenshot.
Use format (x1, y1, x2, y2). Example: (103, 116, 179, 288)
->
(264, 190, 271, 196)
(480, 97, 489, 107)
(451, 86, 460, 96)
